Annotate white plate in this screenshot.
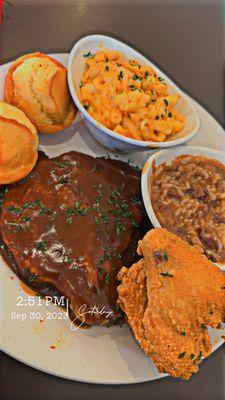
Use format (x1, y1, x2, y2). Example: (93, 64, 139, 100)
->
(141, 146, 225, 271)
(68, 35, 200, 151)
(0, 54, 224, 385)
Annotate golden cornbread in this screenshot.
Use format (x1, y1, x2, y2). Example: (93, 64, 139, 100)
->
(4, 52, 76, 134)
(0, 102, 38, 184)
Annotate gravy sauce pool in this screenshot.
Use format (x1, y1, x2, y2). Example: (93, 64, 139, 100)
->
(0, 151, 148, 326)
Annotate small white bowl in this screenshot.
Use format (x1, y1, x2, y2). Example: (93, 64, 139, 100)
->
(141, 145, 225, 271)
(68, 34, 200, 152)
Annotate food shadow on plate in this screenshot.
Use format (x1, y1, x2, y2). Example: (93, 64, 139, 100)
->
(77, 323, 163, 379)
(38, 116, 154, 166)
(38, 116, 112, 156)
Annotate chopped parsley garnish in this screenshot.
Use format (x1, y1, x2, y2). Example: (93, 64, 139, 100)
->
(144, 71, 149, 79)
(54, 160, 72, 169)
(155, 115, 159, 120)
(84, 105, 89, 111)
(0, 187, 8, 210)
(92, 163, 97, 172)
(80, 80, 84, 88)
(118, 71, 123, 80)
(67, 216, 73, 225)
(39, 206, 48, 215)
(71, 264, 79, 270)
(66, 202, 89, 217)
(201, 323, 207, 330)
(6, 222, 22, 231)
(168, 112, 173, 118)
(132, 74, 142, 81)
(100, 214, 108, 224)
(83, 51, 95, 59)
(98, 267, 104, 276)
(180, 331, 186, 336)
(116, 218, 126, 235)
(105, 271, 110, 284)
(130, 195, 140, 204)
(105, 316, 123, 328)
(36, 241, 46, 252)
(94, 216, 99, 225)
(158, 76, 166, 83)
(49, 211, 57, 221)
(193, 351, 203, 365)
(105, 65, 109, 71)
(164, 99, 169, 106)
(190, 353, 195, 360)
(64, 257, 73, 264)
(22, 202, 33, 209)
(7, 206, 21, 214)
(21, 216, 31, 222)
(26, 271, 37, 283)
(160, 272, 173, 278)
(163, 252, 168, 261)
(178, 352, 186, 359)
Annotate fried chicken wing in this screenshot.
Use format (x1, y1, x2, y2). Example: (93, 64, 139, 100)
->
(118, 228, 225, 379)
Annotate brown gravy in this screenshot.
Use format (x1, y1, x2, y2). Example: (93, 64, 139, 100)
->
(0, 151, 148, 326)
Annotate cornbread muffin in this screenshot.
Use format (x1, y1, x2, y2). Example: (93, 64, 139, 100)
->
(4, 52, 76, 134)
(0, 102, 38, 184)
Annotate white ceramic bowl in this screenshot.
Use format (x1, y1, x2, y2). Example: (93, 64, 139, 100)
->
(141, 145, 225, 271)
(68, 35, 200, 152)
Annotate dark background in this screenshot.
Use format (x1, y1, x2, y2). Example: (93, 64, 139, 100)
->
(0, 1, 224, 399)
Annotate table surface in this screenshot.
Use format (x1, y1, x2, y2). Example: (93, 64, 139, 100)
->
(0, 2, 224, 400)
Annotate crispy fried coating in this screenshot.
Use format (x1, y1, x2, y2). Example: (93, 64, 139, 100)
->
(118, 228, 225, 379)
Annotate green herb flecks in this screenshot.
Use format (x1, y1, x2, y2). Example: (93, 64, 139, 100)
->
(92, 163, 97, 172)
(0, 187, 8, 210)
(66, 202, 89, 218)
(83, 51, 95, 59)
(98, 267, 104, 276)
(105, 271, 110, 284)
(7, 206, 21, 214)
(67, 216, 73, 225)
(54, 160, 73, 169)
(21, 216, 31, 222)
(132, 74, 142, 81)
(130, 195, 140, 204)
(160, 272, 174, 278)
(178, 352, 186, 359)
(158, 76, 166, 84)
(118, 71, 123, 81)
(36, 241, 46, 252)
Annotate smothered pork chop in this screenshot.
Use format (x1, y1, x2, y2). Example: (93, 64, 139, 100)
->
(1, 151, 148, 326)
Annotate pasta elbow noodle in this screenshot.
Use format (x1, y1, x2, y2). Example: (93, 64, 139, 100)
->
(79, 49, 185, 141)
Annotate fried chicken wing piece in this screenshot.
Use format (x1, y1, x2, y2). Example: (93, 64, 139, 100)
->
(118, 228, 225, 379)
